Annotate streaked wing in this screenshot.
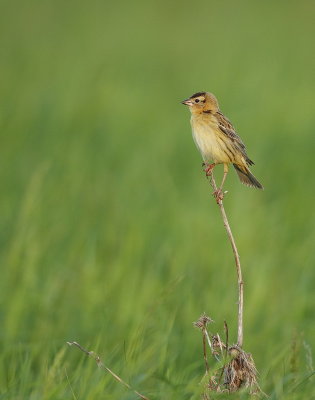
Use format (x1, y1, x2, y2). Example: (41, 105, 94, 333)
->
(216, 110, 254, 165)
(216, 111, 245, 148)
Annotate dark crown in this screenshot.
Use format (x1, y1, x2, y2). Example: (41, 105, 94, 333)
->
(190, 91, 206, 99)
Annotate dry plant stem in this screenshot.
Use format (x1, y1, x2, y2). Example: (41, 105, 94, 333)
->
(224, 321, 229, 358)
(204, 329, 218, 361)
(209, 172, 244, 348)
(67, 341, 150, 400)
(202, 329, 210, 373)
(216, 321, 230, 390)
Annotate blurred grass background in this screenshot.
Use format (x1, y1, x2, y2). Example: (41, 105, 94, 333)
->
(1, 0, 315, 398)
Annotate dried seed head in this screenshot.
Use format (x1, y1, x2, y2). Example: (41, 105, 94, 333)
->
(193, 313, 214, 330)
(212, 335, 227, 349)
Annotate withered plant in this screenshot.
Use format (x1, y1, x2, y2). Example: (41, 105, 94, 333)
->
(193, 171, 262, 397)
(66, 170, 264, 399)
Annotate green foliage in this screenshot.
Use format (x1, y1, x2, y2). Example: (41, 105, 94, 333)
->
(0, 0, 314, 398)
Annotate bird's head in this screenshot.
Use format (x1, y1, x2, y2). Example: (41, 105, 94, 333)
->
(181, 92, 219, 114)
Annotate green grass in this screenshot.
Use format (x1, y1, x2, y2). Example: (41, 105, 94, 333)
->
(1, 0, 315, 398)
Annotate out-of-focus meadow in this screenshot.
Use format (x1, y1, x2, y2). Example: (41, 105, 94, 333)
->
(1, 1, 315, 398)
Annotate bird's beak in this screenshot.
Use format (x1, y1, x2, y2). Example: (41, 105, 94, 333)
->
(181, 98, 193, 106)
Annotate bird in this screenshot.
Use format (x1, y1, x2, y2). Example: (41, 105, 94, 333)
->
(181, 91, 263, 201)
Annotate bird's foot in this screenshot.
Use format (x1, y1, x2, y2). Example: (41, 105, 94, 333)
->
(203, 163, 215, 177)
(212, 188, 227, 204)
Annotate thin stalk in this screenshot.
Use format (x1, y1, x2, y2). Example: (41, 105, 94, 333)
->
(67, 341, 150, 400)
(209, 173, 244, 347)
(202, 329, 210, 373)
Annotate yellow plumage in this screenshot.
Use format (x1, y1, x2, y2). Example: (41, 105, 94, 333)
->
(191, 113, 235, 164)
(182, 91, 263, 191)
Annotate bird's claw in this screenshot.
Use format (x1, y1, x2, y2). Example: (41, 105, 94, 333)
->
(203, 163, 215, 177)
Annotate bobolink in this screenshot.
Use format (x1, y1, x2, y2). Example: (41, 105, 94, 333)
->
(182, 91, 263, 199)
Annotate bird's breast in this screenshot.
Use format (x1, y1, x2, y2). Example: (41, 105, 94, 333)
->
(191, 115, 230, 163)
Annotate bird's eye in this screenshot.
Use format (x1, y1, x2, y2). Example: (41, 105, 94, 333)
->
(195, 99, 200, 103)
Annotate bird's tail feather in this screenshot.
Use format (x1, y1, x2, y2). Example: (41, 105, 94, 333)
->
(233, 164, 263, 189)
